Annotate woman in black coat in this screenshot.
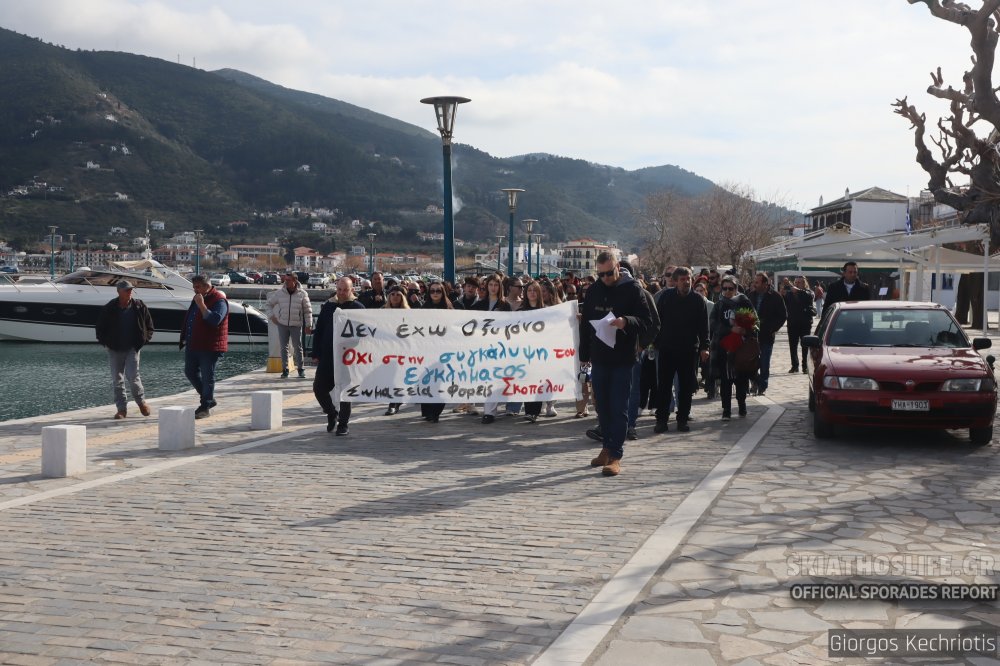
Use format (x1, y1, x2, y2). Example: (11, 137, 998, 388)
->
(709, 276, 757, 421)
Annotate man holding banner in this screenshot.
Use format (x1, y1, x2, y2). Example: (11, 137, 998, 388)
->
(312, 277, 365, 435)
(580, 251, 655, 477)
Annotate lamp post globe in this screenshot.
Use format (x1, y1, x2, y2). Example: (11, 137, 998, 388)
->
(501, 188, 524, 276)
(421, 95, 470, 285)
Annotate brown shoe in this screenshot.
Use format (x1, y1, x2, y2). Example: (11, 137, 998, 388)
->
(590, 448, 611, 467)
(114, 410, 127, 420)
(602, 459, 621, 476)
(138, 402, 151, 417)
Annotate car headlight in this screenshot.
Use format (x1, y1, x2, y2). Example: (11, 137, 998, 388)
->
(940, 378, 983, 392)
(822, 376, 879, 390)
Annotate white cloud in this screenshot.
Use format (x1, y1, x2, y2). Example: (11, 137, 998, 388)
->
(0, 0, 984, 210)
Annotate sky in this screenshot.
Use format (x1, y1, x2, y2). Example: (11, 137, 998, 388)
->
(0, 0, 982, 212)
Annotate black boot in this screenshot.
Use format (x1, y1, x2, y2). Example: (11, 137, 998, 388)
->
(327, 412, 337, 433)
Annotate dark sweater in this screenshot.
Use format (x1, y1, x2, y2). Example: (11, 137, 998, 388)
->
(579, 275, 655, 367)
(654, 287, 708, 353)
(311, 298, 365, 362)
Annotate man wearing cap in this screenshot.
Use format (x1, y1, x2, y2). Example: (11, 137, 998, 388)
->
(180, 274, 230, 419)
(95, 280, 155, 419)
(266, 271, 313, 378)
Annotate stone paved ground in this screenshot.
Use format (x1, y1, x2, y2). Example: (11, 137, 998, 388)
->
(0, 327, 998, 665)
(587, 342, 1000, 666)
(0, 364, 756, 664)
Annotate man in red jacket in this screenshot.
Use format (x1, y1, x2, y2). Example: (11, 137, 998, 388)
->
(180, 275, 229, 419)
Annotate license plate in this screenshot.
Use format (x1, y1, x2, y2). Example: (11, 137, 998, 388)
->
(892, 399, 929, 412)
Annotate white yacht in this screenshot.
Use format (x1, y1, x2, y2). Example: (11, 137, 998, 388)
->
(0, 259, 269, 345)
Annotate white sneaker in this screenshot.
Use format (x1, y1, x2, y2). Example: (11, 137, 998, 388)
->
(545, 404, 558, 417)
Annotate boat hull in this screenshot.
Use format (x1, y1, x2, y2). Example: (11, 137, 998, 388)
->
(0, 289, 268, 345)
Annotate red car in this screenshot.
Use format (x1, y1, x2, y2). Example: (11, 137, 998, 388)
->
(803, 301, 996, 445)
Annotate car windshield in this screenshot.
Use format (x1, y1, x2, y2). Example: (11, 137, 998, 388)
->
(827, 308, 970, 348)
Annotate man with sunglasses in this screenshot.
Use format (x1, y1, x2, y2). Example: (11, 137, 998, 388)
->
(579, 252, 655, 477)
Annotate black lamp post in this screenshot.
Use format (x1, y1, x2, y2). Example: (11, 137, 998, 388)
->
(194, 229, 203, 275)
(84, 238, 91, 268)
(67, 233, 76, 272)
(48, 226, 58, 279)
(495, 235, 505, 272)
(522, 219, 536, 277)
(532, 233, 543, 277)
(367, 232, 377, 274)
(501, 188, 524, 276)
(421, 95, 470, 285)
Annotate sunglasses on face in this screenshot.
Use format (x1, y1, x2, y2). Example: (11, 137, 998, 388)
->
(722, 286, 736, 292)
(430, 289, 443, 294)
(596, 270, 616, 278)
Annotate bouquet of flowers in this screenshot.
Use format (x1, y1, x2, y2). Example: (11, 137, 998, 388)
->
(720, 307, 759, 352)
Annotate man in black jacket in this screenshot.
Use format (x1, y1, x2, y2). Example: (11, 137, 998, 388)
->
(95, 280, 155, 419)
(579, 252, 655, 477)
(653, 267, 709, 433)
(822, 261, 872, 318)
(783, 276, 816, 373)
(312, 277, 365, 435)
(358, 271, 386, 309)
(749, 272, 787, 395)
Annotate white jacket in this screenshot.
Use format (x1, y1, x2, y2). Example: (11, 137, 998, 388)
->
(267, 287, 313, 327)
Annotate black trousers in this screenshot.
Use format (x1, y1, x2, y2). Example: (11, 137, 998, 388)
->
(313, 359, 352, 424)
(639, 355, 658, 409)
(421, 403, 445, 419)
(787, 323, 811, 369)
(656, 348, 698, 423)
(524, 401, 543, 417)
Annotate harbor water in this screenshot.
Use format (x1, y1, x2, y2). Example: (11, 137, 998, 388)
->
(0, 343, 268, 421)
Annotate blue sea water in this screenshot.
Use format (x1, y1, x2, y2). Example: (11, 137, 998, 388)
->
(0, 343, 267, 422)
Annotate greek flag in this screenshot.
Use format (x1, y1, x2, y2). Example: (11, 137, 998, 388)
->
(905, 206, 912, 234)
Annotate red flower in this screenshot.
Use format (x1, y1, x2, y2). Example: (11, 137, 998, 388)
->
(721, 331, 743, 352)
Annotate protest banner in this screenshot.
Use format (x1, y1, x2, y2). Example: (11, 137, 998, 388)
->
(331, 301, 581, 403)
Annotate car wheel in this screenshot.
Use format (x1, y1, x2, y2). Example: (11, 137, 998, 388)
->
(969, 425, 993, 446)
(808, 386, 815, 412)
(813, 407, 834, 439)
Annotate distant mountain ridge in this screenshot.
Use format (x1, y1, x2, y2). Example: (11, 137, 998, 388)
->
(0, 26, 722, 251)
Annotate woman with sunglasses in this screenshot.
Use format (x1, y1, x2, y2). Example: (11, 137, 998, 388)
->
(381, 286, 410, 416)
(419, 281, 461, 422)
(709, 276, 756, 420)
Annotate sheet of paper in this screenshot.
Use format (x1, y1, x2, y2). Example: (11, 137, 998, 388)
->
(590, 311, 618, 348)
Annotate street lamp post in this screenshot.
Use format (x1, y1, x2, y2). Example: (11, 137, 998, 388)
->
(533, 233, 543, 277)
(501, 188, 524, 276)
(367, 232, 377, 274)
(194, 229, 203, 275)
(67, 233, 76, 272)
(522, 219, 536, 278)
(48, 226, 58, 279)
(495, 235, 505, 273)
(84, 238, 91, 268)
(421, 95, 470, 285)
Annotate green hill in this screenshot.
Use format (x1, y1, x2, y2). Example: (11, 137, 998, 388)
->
(0, 27, 723, 252)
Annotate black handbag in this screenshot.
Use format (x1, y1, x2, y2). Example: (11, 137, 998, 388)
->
(732, 337, 760, 373)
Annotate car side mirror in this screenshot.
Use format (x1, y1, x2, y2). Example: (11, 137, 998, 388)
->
(973, 337, 992, 351)
(801, 335, 821, 349)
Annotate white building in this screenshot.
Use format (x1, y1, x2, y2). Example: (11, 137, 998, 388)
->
(806, 187, 909, 235)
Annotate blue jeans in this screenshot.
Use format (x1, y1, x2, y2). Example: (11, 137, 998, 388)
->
(627, 356, 642, 428)
(758, 341, 774, 392)
(591, 363, 633, 460)
(184, 349, 224, 408)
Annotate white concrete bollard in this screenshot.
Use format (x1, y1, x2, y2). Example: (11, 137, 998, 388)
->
(251, 390, 283, 430)
(159, 406, 196, 451)
(41, 425, 87, 478)
(266, 319, 284, 373)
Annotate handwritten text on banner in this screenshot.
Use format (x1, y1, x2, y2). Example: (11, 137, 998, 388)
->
(332, 302, 581, 403)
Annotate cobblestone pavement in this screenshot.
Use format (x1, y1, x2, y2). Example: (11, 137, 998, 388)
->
(0, 328, 997, 665)
(585, 341, 1000, 666)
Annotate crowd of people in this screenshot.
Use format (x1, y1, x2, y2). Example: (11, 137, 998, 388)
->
(96, 259, 872, 479)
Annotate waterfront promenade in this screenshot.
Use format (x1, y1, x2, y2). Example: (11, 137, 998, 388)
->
(0, 329, 997, 664)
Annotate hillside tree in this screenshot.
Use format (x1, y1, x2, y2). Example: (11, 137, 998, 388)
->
(894, 0, 1000, 244)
